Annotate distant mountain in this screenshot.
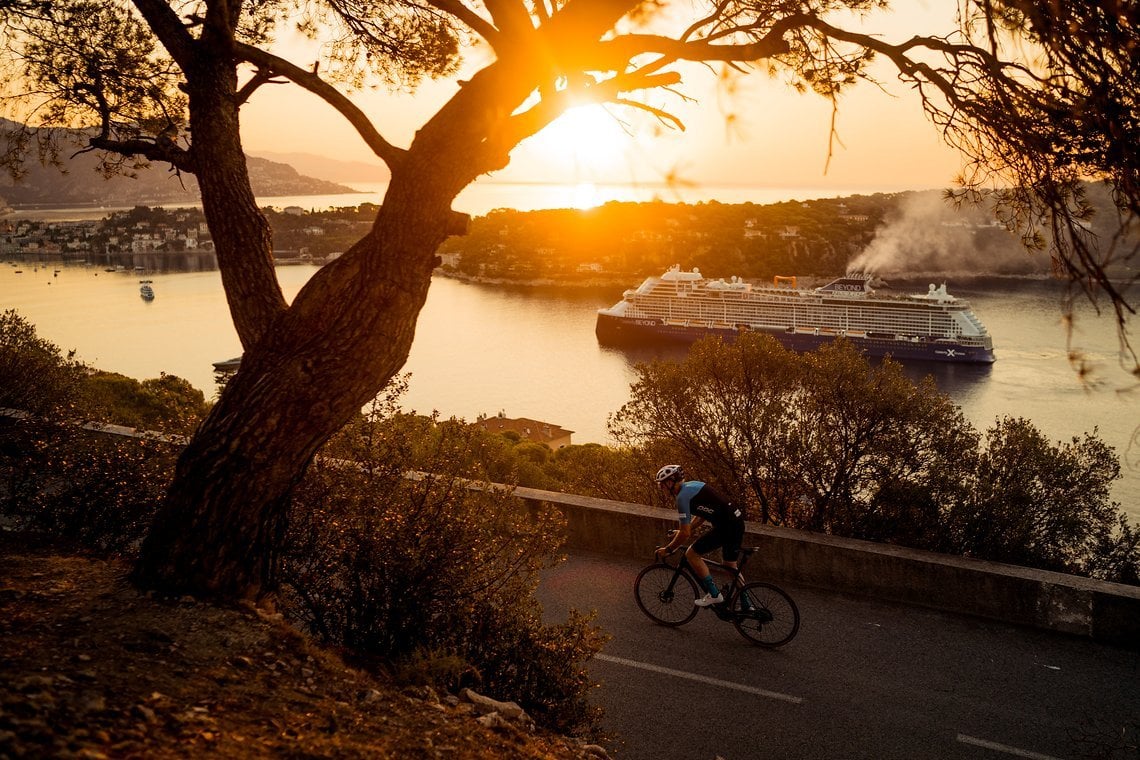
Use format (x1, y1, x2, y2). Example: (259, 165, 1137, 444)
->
(0, 121, 358, 207)
(251, 152, 389, 184)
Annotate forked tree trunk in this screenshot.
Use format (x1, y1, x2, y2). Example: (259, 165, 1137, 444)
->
(132, 51, 522, 600)
(133, 177, 454, 599)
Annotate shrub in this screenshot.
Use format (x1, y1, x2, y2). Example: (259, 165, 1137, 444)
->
(79, 371, 208, 435)
(944, 417, 1139, 582)
(0, 312, 173, 550)
(0, 309, 87, 415)
(1, 422, 176, 555)
(282, 401, 607, 733)
(548, 442, 657, 505)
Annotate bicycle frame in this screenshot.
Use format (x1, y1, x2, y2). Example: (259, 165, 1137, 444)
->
(660, 545, 754, 620)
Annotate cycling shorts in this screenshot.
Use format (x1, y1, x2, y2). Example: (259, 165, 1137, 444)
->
(692, 515, 745, 562)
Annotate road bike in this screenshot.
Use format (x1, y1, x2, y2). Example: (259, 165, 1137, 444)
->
(633, 543, 800, 647)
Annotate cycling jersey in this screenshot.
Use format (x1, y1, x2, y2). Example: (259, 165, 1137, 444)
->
(674, 481, 742, 525)
(674, 480, 745, 562)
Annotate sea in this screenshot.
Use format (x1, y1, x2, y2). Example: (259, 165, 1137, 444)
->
(3, 183, 1139, 524)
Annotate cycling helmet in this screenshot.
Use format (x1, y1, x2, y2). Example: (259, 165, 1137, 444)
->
(655, 464, 684, 483)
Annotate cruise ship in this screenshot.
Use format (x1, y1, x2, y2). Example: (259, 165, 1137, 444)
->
(595, 266, 995, 363)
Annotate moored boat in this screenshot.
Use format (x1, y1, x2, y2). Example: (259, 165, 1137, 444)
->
(595, 266, 995, 363)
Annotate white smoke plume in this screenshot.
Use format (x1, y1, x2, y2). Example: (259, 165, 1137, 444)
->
(847, 191, 1046, 278)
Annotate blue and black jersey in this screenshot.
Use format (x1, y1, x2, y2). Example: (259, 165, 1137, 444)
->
(674, 481, 742, 526)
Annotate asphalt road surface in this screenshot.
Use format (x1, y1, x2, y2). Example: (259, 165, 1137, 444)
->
(536, 551, 1140, 760)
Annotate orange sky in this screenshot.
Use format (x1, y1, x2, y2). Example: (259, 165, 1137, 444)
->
(239, 1, 966, 195)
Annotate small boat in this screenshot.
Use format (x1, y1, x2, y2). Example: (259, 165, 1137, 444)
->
(139, 280, 155, 301)
(212, 356, 242, 375)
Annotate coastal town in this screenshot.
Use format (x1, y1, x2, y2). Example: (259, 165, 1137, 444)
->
(0, 204, 377, 272)
(2, 191, 1028, 282)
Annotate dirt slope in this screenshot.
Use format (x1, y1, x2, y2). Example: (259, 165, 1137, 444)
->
(0, 534, 606, 759)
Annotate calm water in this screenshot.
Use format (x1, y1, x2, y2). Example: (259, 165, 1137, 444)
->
(2, 263, 1138, 521)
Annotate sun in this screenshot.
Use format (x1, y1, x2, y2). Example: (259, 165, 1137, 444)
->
(524, 103, 636, 180)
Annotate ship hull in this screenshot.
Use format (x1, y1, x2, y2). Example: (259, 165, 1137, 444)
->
(595, 312, 996, 364)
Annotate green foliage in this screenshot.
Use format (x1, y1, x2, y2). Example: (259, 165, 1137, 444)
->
(0, 1, 187, 176)
(0, 310, 205, 434)
(548, 443, 656, 504)
(0, 309, 87, 415)
(943, 418, 1137, 580)
(609, 332, 804, 522)
(80, 371, 208, 435)
(790, 342, 978, 538)
(0, 311, 182, 555)
(282, 400, 607, 733)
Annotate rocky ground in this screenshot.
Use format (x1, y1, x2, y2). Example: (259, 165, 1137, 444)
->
(0, 533, 609, 759)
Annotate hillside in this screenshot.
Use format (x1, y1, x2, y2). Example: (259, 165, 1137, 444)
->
(0, 121, 356, 207)
(251, 151, 389, 184)
(0, 533, 607, 759)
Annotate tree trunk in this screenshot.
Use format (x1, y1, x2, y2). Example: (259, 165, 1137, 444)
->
(133, 59, 527, 600)
(133, 182, 450, 598)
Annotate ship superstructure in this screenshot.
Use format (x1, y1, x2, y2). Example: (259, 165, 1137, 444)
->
(595, 266, 995, 363)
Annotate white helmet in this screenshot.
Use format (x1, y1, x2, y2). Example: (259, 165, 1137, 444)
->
(655, 464, 684, 483)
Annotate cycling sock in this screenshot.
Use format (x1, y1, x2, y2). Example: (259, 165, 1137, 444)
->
(700, 575, 719, 597)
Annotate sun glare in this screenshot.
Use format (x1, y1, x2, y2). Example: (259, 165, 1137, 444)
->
(530, 104, 634, 178)
(570, 182, 602, 209)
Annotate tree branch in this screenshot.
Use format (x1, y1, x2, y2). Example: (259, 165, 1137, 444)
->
(422, 0, 500, 45)
(488, 68, 683, 163)
(568, 14, 799, 74)
(234, 42, 408, 172)
(483, 0, 535, 41)
(235, 68, 281, 107)
(85, 135, 194, 173)
(130, 0, 196, 70)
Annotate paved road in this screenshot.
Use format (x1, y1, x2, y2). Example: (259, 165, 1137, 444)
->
(536, 551, 1140, 760)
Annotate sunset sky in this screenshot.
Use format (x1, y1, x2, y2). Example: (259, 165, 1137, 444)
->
(239, 1, 966, 197)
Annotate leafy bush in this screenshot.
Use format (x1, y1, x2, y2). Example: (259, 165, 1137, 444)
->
(0, 312, 179, 554)
(0, 309, 87, 415)
(943, 418, 1139, 581)
(547, 442, 657, 505)
(282, 400, 608, 733)
(1, 422, 176, 555)
(80, 371, 208, 435)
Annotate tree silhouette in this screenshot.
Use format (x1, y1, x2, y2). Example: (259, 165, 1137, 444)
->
(1, 0, 1136, 599)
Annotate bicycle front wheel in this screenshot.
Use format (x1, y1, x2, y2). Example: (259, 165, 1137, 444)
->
(732, 582, 800, 647)
(634, 564, 700, 626)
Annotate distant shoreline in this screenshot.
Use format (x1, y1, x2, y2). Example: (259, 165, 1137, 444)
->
(433, 269, 1059, 291)
(434, 269, 632, 289)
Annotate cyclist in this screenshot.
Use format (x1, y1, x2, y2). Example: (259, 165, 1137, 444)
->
(653, 464, 746, 607)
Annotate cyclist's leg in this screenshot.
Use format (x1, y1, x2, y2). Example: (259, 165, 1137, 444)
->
(721, 519, 750, 607)
(690, 528, 727, 603)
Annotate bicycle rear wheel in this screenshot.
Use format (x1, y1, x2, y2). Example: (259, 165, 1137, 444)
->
(732, 582, 800, 647)
(634, 564, 700, 626)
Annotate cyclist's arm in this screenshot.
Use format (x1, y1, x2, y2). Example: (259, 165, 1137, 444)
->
(656, 522, 693, 559)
